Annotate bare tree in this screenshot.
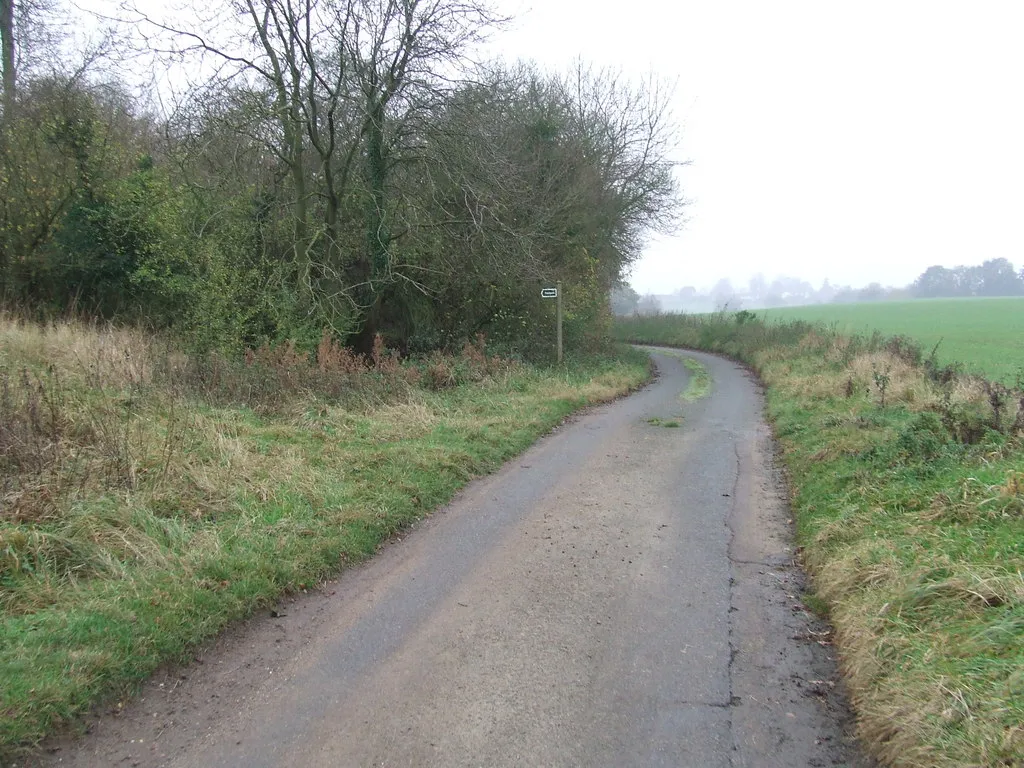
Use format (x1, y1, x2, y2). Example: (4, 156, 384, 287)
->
(131, 0, 502, 342)
(402, 61, 681, 347)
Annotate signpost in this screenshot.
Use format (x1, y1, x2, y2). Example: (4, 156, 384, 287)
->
(542, 281, 563, 363)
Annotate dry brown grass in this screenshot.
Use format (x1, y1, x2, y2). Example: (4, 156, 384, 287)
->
(0, 314, 157, 389)
(814, 538, 904, 601)
(777, 348, 1019, 437)
(847, 352, 935, 407)
(368, 402, 439, 442)
(0, 316, 502, 566)
(540, 369, 643, 404)
(842, 569, 1019, 765)
(819, 547, 1024, 767)
(0, 371, 184, 526)
(924, 471, 1024, 524)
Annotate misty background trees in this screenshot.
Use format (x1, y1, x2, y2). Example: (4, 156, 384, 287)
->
(0, 0, 681, 357)
(617, 259, 1024, 316)
(911, 259, 1024, 299)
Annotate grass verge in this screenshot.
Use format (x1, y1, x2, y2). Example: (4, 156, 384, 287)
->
(616, 313, 1023, 768)
(0, 318, 650, 758)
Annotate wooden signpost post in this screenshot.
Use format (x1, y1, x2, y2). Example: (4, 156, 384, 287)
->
(541, 281, 563, 363)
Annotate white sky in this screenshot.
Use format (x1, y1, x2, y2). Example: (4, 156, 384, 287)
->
(491, 1, 1024, 293)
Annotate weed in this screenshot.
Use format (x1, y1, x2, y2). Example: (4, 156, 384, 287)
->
(1014, 392, 1024, 434)
(890, 412, 953, 465)
(645, 416, 681, 428)
(982, 380, 1012, 432)
(872, 364, 892, 408)
(924, 340, 963, 386)
(885, 335, 923, 367)
(735, 309, 757, 325)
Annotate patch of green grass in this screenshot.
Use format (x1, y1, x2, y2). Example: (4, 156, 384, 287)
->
(646, 416, 682, 428)
(0, 320, 650, 759)
(801, 592, 830, 618)
(637, 347, 712, 402)
(681, 358, 711, 401)
(617, 313, 1024, 767)
(757, 297, 1024, 383)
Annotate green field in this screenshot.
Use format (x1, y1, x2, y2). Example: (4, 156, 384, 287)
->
(757, 297, 1024, 382)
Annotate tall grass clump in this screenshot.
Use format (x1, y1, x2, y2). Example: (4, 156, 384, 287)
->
(616, 311, 1024, 768)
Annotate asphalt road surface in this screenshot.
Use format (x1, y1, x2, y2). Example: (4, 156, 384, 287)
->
(41, 349, 869, 768)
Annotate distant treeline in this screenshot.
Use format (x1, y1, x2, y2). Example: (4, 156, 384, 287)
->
(617, 258, 1024, 315)
(910, 259, 1024, 299)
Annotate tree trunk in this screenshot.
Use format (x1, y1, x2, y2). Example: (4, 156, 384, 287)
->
(348, 97, 389, 351)
(365, 97, 388, 283)
(0, 0, 12, 298)
(288, 120, 311, 305)
(0, 0, 14, 116)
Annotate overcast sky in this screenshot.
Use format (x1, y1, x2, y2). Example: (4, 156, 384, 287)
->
(492, 1, 1024, 294)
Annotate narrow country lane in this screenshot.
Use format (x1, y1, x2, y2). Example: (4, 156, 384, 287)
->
(42, 350, 869, 768)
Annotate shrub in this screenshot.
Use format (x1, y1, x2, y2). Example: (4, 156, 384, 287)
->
(893, 412, 952, 463)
